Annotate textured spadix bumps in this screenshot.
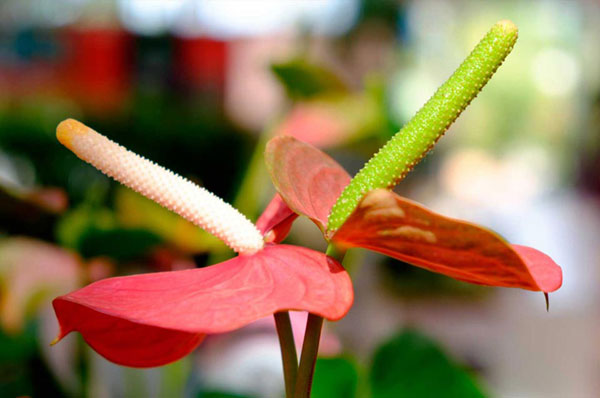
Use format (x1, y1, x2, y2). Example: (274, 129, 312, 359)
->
(327, 20, 518, 232)
(56, 119, 264, 254)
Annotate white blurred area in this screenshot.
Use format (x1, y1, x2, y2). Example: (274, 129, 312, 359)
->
(118, 0, 360, 37)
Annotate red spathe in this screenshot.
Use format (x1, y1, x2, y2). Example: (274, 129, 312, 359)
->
(333, 189, 562, 292)
(53, 244, 353, 367)
(265, 135, 563, 293)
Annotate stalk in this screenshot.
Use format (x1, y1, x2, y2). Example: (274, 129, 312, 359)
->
(274, 311, 299, 398)
(294, 244, 346, 398)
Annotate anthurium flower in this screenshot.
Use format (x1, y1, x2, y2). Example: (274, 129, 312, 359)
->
(265, 20, 562, 295)
(52, 119, 353, 367)
(265, 134, 562, 293)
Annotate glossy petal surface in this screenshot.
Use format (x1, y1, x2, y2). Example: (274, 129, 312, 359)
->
(53, 245, 353, 367)
(255, 194, 298, 243)
(332, 189, 562, 292)
(265, 136, 350, 232)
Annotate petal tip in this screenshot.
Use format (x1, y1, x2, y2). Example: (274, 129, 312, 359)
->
(49, 324, 70, 346)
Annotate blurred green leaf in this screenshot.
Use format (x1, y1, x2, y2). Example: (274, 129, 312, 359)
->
(0, 322, 37, 362)
(271, 59, 347, 100)
(56, 194, 163, 261)
(115, 187, 226, 254)
(160, 357, 192, 398)
(78, 227, 162, 261)
(312, 357, 359, 398)
(55, 204, 116, 249)
(0, 321, 66, 397)
(370, 329, 486, 398)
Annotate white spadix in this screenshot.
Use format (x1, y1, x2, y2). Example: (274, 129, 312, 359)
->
(57, 119, 264, 255)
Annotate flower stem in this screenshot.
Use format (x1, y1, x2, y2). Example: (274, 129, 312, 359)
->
(294, 244, 346, 398)
(294, 313, 324, 398)
(274, 311, 298, 398)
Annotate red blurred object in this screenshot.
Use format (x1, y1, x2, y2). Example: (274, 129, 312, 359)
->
(276, 104, 349, 149)
(26, 187, 68, 213)
(175, 37, 227, 94)
(60, 28, 131, 113)
(148, 247, 196, 272)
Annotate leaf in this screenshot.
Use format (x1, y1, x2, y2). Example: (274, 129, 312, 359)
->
(271, 59, 347, 100)
(370, 330, 486, 398)
(332, 189, 562, 292)
(255, 194, 297, 243)
(312, 357, 359, 398)
(78, 227, 162, 261)
(115, 187, 226, 253)
(55, 204, 116, 249)
(265, 136, 350, 232)
(53, 245, 353, 367)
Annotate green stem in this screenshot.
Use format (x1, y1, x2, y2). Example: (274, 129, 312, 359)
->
(294, 244, 346, 398)
(274, 311, 298, 398)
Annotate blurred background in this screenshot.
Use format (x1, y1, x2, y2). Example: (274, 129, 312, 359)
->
(0, 0, 599, 397)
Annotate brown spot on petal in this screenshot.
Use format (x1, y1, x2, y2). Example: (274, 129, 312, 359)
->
(360, 189, 396, 209)
(378, 226, 437, 243)
(364, 207, 406, 221)
(361, 189, 406, 221)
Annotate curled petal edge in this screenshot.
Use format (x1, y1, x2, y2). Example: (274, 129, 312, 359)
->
(256, 194, 298, 243)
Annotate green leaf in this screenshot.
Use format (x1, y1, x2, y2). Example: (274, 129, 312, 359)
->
(312, 357, 359, 398)
(115, 187, 226, 254)
(271, 59, 347, 100)
(55, 204, 116, 249)
(370, 329, 486, 398)
(78, 227, 162, 261)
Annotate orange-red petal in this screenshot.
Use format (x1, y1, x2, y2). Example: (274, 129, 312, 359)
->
(52, 245, 353, 367)
(332, 189, 562, 292)
(265, 136, 350, 232)
(256, 194, 298, 243)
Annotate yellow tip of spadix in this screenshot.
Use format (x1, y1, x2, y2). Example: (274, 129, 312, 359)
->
(495, 19, 518, 35)
(57, 118, 88, 151)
